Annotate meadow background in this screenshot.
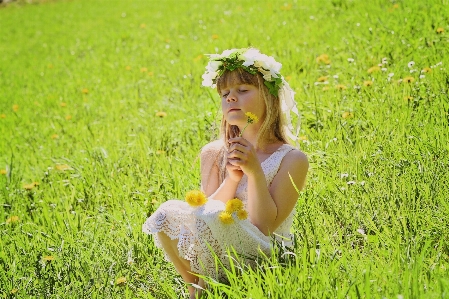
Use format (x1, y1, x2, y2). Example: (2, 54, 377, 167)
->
(1, 0, 449, 298)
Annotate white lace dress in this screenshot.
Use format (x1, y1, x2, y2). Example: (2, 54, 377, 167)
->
(142, 144, 296, 281)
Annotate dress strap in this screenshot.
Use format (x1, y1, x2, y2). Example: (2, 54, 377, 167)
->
(263, 144, 296, 186)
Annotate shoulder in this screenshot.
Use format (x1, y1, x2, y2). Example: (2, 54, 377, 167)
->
(201, 139, 225, 163)
(201, 140, 225, 156)
(283, 147, 308, 167)
(277, 147, 309, 189)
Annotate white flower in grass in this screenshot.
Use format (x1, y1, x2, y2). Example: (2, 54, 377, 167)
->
(340, 173, 349, 179)
(420, 75, 425, 79)
(382, 57, 388, 64)
(408, 61, 415, 68)
(356, 228, 366, 235)
(347, 180, 356, 185)
(381, 68, 387, 72)
(347, 58, 354, 63)
(388, 73, 394, 77)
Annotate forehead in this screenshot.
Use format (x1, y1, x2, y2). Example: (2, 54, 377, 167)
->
(216, 69, 259, 92)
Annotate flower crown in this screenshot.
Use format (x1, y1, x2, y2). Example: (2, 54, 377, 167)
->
(201, 48, 284, 96)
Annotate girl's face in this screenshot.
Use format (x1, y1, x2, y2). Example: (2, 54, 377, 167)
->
(220, 83, 265, 128)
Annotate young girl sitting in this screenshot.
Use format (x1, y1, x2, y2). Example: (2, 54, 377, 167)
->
(143, 48, 309, 298)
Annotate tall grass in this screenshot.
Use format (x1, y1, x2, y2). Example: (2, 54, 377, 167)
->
(1, 0, 448, 298)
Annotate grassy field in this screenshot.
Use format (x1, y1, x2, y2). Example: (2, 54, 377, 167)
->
(1, 0, 449, 298)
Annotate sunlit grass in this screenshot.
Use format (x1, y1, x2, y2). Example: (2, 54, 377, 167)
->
(0, 0, 448, 298)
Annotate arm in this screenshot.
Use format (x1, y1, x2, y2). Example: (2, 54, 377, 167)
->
(227, 138, 309, 235)
(246, 150, 308, 235)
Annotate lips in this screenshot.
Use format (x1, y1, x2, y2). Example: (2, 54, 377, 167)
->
(228, 108, 241, 113)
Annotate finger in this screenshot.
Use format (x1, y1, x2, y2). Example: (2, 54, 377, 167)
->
(228, 158, 243, 167)
(229, 143, 247, 154)
(228, 137, 250, 146)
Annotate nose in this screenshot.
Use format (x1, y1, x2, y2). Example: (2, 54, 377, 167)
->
(226, 92, 237, 102)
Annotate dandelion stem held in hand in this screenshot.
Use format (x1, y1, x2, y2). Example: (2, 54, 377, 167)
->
(239, 112, 259, 136)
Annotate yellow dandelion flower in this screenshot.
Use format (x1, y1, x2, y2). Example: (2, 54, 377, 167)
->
(211, 34, 219, 39)
(156, 111, 167, 118)
(316, 54, 331, 64)
(1, 114, 6, 119)
(6, 216, 19, 224)
(0, 169, 7, 175)
(436, 27, 444, 34)
(363, 80, 373, 87)
(236, 209, 248, 220)
(285, 75, 292, 81)
(140, 23, 146, 28)
(23, 182, 39, 190)
(404, 96, 413, 101)
(322, 86, 330, 91)
(125, 66, 131, 70)
(336, 84, 347, 90)
(10, 289, 18, 294)
(55, 164, 72, 171)
(422, 67, 432, 73)
(42, 255, 55, 262)
(60, 102, 67, 107)
(185, 190, 207, 207)
(245, 112, 259, 124)
(148, 71, 154, 77)
(51, 134, 59, 139)
(81, 88, 89, 94)
(140, 67, 148, 73)
(299, 135, 308, 141)
(342, 112, 354, 119)
(367, 66, 381, 74)
(65, 115, 72, 120)
(225, 198, 244, 213)
(219, 211, 234, 224)
(12, 104, 19, 112)
(317, 76, 328, 82)
(403, 76, 415, 83)
(116, 277, 127, 285)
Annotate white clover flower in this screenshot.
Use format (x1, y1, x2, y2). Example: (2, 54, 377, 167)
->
(356, 228, 366, 235)
(381, 68, 387, 72)
(347, 181, 356, 185)
(388, 73, 394, 77)
(340, 173, 349, 179)
(408, 61, 415, 68)
(347, 58, 354, 63)
(420, 75, 425, 79)
(382, 57, 388, 64)
(333, 75, 339, 79)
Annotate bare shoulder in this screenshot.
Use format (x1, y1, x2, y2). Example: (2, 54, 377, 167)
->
(283, 148, 308, 167)
(275, 148, 309, 190)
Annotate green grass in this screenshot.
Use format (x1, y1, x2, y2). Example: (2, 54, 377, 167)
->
(1, 0, 449, 298)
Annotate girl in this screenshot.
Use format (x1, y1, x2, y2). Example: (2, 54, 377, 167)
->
(143, 48, 309, 298)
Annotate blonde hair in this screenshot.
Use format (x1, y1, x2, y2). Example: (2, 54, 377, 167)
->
(214, 69, 289, 183)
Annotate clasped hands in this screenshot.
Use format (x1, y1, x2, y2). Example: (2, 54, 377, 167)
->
(226, 137, 262, 183)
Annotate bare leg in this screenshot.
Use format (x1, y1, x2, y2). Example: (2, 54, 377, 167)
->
(157, 232, 204, 297)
